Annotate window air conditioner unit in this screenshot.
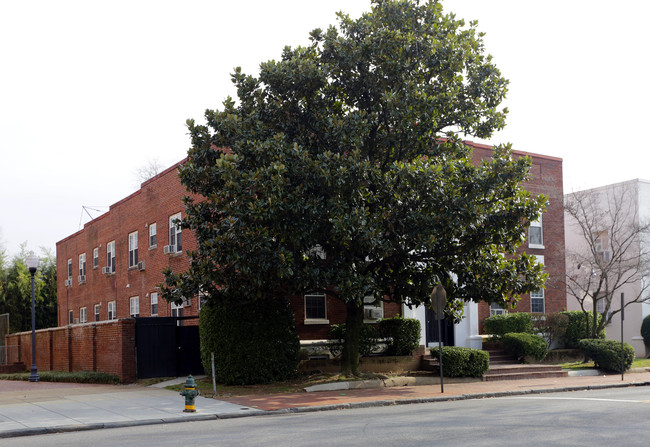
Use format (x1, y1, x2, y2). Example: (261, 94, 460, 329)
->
(78, 275, 86, 283)
(102, 266, 112, 274)
(64, 279, 73, 287)
(137, 261, 146, 271)
(163, 245, 176, 255)
(365, 308, 383, 319)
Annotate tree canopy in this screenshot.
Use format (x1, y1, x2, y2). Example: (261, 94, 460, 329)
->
(164, 0, 546, 374)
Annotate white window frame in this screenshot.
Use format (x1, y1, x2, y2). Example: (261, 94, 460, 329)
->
(78, 253, 86, 283)
(128, 231, 138, 268)
(94, 304, 100, 322)
(80, 307, 87, 323)
(106, 241, 116, 273)
(67, 259, 72, 280)
(169, 213, 182, 253)
(530, 255, 545, 313)
(108, 301, 116, 320)
(490, 302, 506, 316)
(304, 294, 328, 324)
(150, 292, 159, 316)
(363, 296, 384, 322)
(93, 247, 99, 269)
(129, 296, 140, 317)
(68, 310, 74, 325)
(528, 216, 544, 249)
(149, 223, 157, 248)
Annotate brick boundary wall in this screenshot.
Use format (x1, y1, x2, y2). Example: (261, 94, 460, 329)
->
(4, 319, 136, 383)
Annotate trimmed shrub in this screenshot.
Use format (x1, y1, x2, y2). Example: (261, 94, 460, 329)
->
(502, 332, 548, 362)
(378, 317, 422, 356)
(641, 315, 650, 348)
(429, 346, 489, 377)
(483, 312, 533, 337)
(328, 323, 381, 358)
(578, 339, 634, 372)
(561, 311, 606, 349)
(199, 297, 300, 385)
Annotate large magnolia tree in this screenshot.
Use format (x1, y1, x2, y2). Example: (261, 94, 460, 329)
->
(164, 0, 546, 375)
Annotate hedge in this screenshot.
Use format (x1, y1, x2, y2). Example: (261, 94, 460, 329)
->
(501, 332, 548, 362)
(578, 339, 634, 372)
(429, 346, 489, 377)
(483, 312, 533, 337)
(378, 317, 421, 356)
(560, 311, 605, 348)
(641, 315, 650, 348)
(199, 297, 300, 385)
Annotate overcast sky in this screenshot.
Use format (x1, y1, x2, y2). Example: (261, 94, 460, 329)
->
(1, 0, 648, 258)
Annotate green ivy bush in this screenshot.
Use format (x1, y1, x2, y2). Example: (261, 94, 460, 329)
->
(578, 339, 634, 372)
(328, 323, 380, 358)
(560, 311, 605, 348)
(429, 346, 489, 377)
(641, 315, 650, 348)
(378, 317, 421, 356)
(199, 297, 300, 385)
(483, 312, 533, 337)
(501, 332, 548, 362)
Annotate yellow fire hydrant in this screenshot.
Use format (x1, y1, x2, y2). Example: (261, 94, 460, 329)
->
(180, 375, 199, 412)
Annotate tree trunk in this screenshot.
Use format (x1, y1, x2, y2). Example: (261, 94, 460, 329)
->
(340, 302, 364, 376)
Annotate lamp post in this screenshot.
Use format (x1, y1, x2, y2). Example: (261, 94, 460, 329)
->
(26, 251, 39, 383)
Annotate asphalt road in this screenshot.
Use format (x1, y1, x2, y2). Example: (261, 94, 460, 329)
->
(6, 386, 650, 447)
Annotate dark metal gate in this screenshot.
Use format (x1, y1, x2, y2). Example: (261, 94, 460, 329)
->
(135, 317, 204, 379)
(425, 307, 455, 347)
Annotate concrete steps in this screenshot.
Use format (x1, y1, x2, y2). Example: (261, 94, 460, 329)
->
(483, 364, 568, 381)
(421, 348, 568, 381)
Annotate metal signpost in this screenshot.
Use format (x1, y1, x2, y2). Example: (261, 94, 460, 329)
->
(431, 284, 447, 393)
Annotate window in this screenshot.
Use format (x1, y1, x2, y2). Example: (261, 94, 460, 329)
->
(128, 231, 138, 268)
(80, 307, 87, 324)
(149, 223, 157, 248)
(106, 241, 116, 273)
(531, 289, 545, 313)
(530, 255, 545, 313)
(363, 296, 384, 321)
(68, 310, 74, 325)
(93, 247, 99, 269)
(78, 253, 86, 283)
(108, 301, 116, 320)
(129, 296, 140, 317)
(67, 259, 72, 280)
(169, 213, 182, 253)
(171, 300, 184, 325)
(94, 304, 100, 322)
(490, 302, 506, 316)
(528, 216, 544, 248)
(595, 231, 611, 262)
(150, 292, 158, 316)
(304, 294, 327, 323)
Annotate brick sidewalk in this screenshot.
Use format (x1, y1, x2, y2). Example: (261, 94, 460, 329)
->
(222, 371, 650, 411)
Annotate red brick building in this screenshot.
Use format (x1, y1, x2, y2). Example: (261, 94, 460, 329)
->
(56, 142, 565, 345)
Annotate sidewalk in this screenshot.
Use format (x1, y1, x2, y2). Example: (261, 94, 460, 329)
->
(1, 370, 650, 439)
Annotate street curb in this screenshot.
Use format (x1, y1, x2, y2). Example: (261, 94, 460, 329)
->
(2, 380, 650, 439)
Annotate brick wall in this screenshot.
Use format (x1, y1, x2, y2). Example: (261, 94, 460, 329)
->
(468, 141, 566, 331)
(5, 319, 136, 383)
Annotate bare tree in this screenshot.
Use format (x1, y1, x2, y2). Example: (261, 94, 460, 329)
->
(133, 158, 164, 186)
(565, 181, 650, 338)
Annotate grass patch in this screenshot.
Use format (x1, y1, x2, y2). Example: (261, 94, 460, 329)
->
(0, 371, 120, 384)
(559, 358, 650, 371)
